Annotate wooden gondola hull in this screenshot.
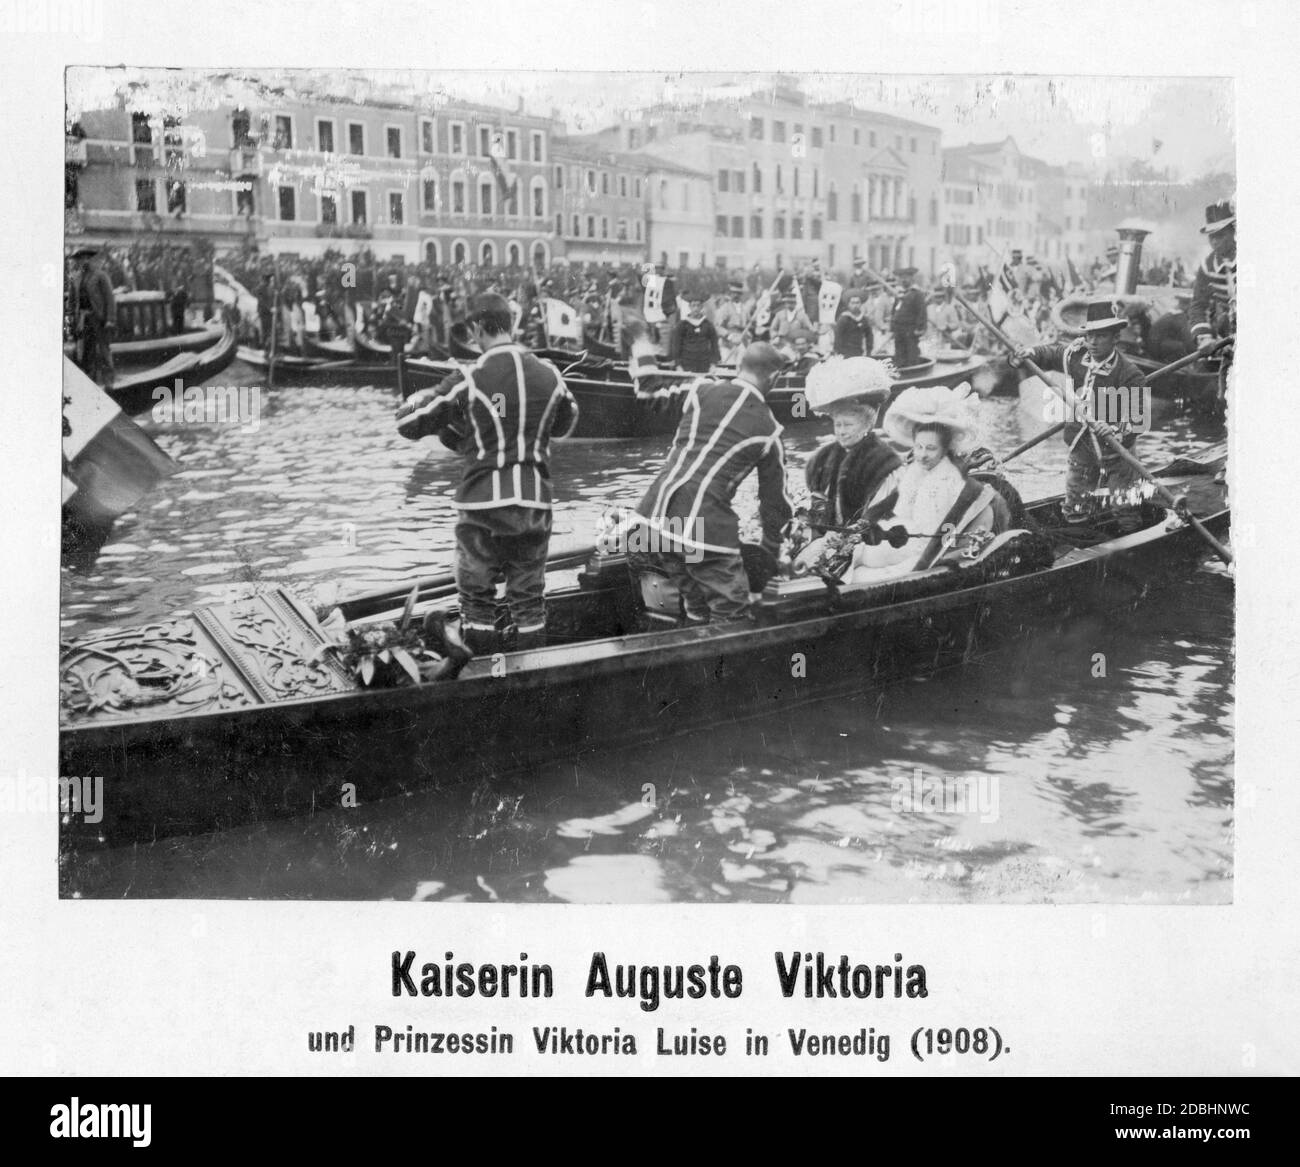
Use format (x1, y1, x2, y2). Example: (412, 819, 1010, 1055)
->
(60, 488, 1227, 847)
(105, 326, 239, 417)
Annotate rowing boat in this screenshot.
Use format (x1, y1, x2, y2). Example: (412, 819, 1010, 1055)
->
(58, 444, 1227, 846)
(231, 345, 391, 387)
(107, 324, 239, 417)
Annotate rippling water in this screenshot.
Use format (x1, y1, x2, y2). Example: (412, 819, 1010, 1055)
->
(60, 371, 1233, 903)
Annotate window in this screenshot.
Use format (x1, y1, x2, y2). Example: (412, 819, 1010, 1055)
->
(453, 241, 467, 264)
(772, 120, 786, 143)
(718, 169, 729, 193)
(479, 181, 493, 215)
(812, 126, 823, 149)
(634, 177, 642, 199)
(601, 172, 609, 195)
(869, 130, 877, 148)
(811, 218, 822, 240)
(554, 165, 563, 188)
(277, 186, 295, 220)
(389, 192, 404, 224)
(793, 167, 800, 197)
(909, 196, 917, 222)
(585, 214, 595, 237)
(827, 187, 837, 220)
(829, 123, 837, 144)
(350, 190, 367, 224)
(135, 178, 156, 213)
(450, 122, 465, 155)
(628, 128, 641, 149)
(531, 132, 544, 162)
(794, 123, 804, 140)
(481, 241, 494, 265)
(731, 215, 743, 238)
(166, 179, 186, 214)
(507, 242, 521, 267)
(853, 128, 860, 146)
(386, 127, 402, 159)
(479, 126, 492, 157)
(775, 164, 783, 193)
(930, 197, 938, 227)
(320, 192, 337, 224)
(231, 109, 251, 148)
(749, 116, 764, 140)
(658, 180, 668, 210)
(506, 129, 518, 160)
(753, 164, 762, 194)
(572, 214, 580, 236)
(750, 214, 763, 238)
(235, 177, 255, 216)
(619, 175, 628, 198)
(274, 115, 292, 150)
(851, 188, 862, 223)
(586, 169, 597, 195)
(317, 119, 335, 153)
(681, 183, 690, 212)
(910, 137, 917, 153)
(601, 216, 608, 239)
(773, 216, 785, 239)
(716, 215, 729, 236)
(531, 178, 545, 217)
(555, 213, 563, 235)
(422, 179, 436, 211)
(425, 240, 439, 264)
(734, 170, 745, 194)
(634, 221, 642, 242)
(421, 119, 434, 154)
(348, 122, 364, 155)
(451, 178, 465, 213)
(813, 168, 819, 198)
(792, 216, 804, 240)
(617, 218, 628, 241)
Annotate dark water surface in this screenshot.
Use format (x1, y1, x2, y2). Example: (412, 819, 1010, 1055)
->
(60, 376, 1233, 903)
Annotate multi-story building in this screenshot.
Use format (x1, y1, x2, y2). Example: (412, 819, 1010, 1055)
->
(550, 138, 650, 264)
(412, 99, 557, 269)
(589, 84, 942, 277)
(941, 138, 1041, 269)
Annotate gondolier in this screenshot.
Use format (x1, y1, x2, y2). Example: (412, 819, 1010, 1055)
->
(669, 293, 721, 373)
(1012, 298, 1144, 522)
(1190, 200, 1236, 349)
(833, 293, 874, 358)
(634, 343, 792, 624)
(891, 267, 927, 369)
(69, 246, 115, 388)
(396, 293, 579, 654)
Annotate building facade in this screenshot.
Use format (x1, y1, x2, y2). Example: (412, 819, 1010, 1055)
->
(550, 138, 649, 264)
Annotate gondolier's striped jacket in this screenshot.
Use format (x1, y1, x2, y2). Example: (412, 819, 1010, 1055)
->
(636, 377, 792, 556)
(396, 343, 578, 510)
(1189, 252, 1236, 341)
(1023, 337, 1144, 459)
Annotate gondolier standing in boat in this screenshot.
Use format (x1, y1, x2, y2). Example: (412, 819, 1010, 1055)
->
(1011, 298, 1144, 522)
(891, 267, 927, 370)
(833, 293, 874, 358)
(634, 342, 792, 625)
(69, 246, 115, 388)
(396, 293, 579, 654)
(1190, 200, 1236, 351)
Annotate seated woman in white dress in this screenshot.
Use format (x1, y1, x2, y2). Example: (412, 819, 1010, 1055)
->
(847, 383, 1000, 583)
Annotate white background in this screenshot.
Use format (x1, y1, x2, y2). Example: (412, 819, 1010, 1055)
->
(2, 0, 1296, 1076)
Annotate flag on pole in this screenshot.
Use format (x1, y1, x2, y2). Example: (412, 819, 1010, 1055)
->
(541, 297, 583, 343)
(643, 275, 667, 324)
(817, 280, 844, 326)
(62, 357, 177, 524)
(753, 289, 773, 335)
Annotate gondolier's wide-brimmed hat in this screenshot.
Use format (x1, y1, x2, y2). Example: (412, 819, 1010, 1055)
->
(1080, 297, 1130, 332)
(1200, 200, 1235, 234)
(804, 357, 893, 413)
(884, 382, 981, 454)
(69, 245, 100, 259)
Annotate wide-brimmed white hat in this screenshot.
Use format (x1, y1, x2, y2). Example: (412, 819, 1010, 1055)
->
(883, 382, 981, 454)
(803, 356, 893, 413)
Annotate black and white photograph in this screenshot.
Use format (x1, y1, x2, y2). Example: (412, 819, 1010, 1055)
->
(5, 0, 1298, 1096)
(57, 63, 1235, 905)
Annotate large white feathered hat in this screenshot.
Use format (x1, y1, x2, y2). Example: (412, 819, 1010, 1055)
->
(803, 356, 893, 413)
(883, 382, 982, 454)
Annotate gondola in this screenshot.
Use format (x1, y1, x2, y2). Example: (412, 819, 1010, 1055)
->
(58, 443, 1227, 846)
(106, 323, 239, 417)
(398, 348, 990, 439)
(62, 320, 229, 369)
(232, 345, 391, 387)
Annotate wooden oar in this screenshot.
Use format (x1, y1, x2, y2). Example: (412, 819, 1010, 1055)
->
(1000, 421, 1067, 465)
(338, 542, 597, 622)
(948, 285, 1233, 565)
(1140, 337, 1233, 384)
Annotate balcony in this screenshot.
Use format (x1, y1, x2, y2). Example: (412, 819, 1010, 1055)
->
(314, 222, 372, 240)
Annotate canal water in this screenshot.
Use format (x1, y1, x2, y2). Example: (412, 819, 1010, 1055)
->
(60, 369, 1233, 903)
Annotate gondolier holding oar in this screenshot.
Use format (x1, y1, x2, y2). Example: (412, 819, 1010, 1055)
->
(1011, 298, 1144, 523)
(891, 267, 927, 369)
(634, 343, 792, 625)
(396, 293, 579, 654)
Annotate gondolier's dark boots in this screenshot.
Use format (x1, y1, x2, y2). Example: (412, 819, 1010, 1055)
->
(461, 624, 502, 656)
